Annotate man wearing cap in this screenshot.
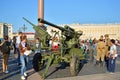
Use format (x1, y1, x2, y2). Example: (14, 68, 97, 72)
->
(96, 35, 106, 67)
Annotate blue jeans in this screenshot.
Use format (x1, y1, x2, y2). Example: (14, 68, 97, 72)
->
(105, 56, 109, 71)
(16, 48, 21, 64)
(108, 57, 117, 72)
(20, 55, 28, 76)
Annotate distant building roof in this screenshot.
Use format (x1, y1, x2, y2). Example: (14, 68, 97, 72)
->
(23, 32, 35, 35)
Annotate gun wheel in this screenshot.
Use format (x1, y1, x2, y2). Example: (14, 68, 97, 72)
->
(70, 56, 80, 76)
(32, 53, 43, 72)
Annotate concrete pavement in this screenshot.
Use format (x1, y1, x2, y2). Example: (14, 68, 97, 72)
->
(46, 72, 120, 80)
(27, 71, 120, 80)
(0, 46, 120, 80)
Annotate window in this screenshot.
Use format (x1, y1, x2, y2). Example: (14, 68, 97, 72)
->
(9, 30, 11, 33)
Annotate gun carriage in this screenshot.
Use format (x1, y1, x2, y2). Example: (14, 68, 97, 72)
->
(23, 17, 85, 79)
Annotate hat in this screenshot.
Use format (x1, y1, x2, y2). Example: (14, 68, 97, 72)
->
(104, 34, 109, 37)
(99, 35, 104, 41)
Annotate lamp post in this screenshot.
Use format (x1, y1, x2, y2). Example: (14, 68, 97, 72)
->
(22, 24, 27, 34)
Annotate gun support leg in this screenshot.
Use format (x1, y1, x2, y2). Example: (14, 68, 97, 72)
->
(42, 54, 54, 78)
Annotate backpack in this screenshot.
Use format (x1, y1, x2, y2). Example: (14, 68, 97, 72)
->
(1, 41, 10, 53)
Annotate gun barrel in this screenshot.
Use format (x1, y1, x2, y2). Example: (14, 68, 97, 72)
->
(38, 18, 81, 39)
(38, 18, 67, 32)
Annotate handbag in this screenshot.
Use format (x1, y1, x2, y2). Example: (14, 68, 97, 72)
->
(24, 50, 32, 56)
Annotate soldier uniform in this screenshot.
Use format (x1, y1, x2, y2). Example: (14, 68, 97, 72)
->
(96, 35, 106, 66)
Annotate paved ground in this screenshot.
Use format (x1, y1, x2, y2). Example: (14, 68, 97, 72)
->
(0, 46, 120, 80)
(46, 72, 120, 80)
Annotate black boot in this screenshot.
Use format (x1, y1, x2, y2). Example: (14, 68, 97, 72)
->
(95, 61, 99, 66)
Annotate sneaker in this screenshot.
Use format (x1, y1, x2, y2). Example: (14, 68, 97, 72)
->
(21, 76, 25, 80)
(5, 70, 9, 74)
(24, 72, 27, 77)
(110, 72, 114, 74)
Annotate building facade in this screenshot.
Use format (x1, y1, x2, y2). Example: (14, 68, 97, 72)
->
(47, 23, 120, 40)
(0, 22, 12, 39)
(24, 32, 35, 40)
(12, 32, 35, 40)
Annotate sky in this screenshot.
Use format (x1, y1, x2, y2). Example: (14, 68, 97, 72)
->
(0, 0, 120, 32)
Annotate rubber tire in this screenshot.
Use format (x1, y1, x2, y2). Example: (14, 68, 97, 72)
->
(70, 56, 79, 76)
(32, 53, 42, 72)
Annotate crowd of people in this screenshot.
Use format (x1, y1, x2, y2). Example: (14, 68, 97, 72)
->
(79, 34, 119, 74)
(0, 32, 119, 79)
(0, 32, 41, 80)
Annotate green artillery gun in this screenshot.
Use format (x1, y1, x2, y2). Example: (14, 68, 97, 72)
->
(23, 17, 85, 79)
(23, 17, 50, 49)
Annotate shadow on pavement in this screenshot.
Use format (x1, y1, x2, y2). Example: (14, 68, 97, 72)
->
(0, 70, 20, 80)
(45, 61, 86, 79)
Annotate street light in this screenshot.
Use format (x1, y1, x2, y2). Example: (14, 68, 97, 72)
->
(22, 24, 27, 33)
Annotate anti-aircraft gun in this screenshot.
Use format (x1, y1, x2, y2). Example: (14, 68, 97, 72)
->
(38, 18, 83, 50)
(23, 17, 85, 79)
(23, 17, 50, 49)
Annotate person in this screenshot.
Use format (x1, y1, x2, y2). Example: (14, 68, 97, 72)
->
(89, 38, 92, 45)
(0, 35, 11, 73)
(0, 39, 1, 44)
(32, 37, 42, 72)
(96, 35, 106, 67)
(52, 37, 59, 51)
(35, 38, 41, 53)
(89, 40, 95, 63)
(108, 39, 117, 74)
(79, 40, 85, 52)
(104, 34, 111, 72)
(91, 38, 97, 64)
(12, 36, 17, 54)
(19, 35, 29, 80)
(16, 32, 23, 65)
